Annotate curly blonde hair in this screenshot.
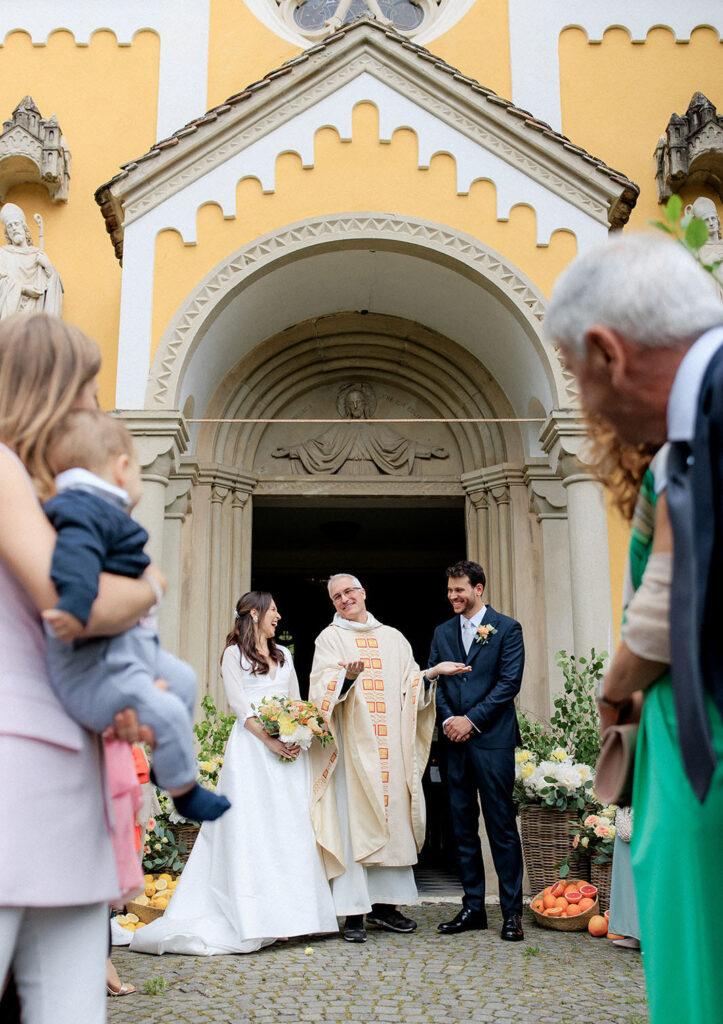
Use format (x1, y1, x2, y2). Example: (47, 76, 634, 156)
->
(584, 415, 657, 522)
(0, 313, 101, 499)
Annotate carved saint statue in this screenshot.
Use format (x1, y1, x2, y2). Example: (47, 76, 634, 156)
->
(0, 202, 63, 320)
(272, 382, 449, 475)
(685, 196, 723, 298)
(325, 0, 392, 32)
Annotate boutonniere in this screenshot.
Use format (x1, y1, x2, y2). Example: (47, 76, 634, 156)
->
(474, 624, 497, 645)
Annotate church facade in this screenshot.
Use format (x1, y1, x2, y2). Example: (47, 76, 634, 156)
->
(1, 1, 722, 716)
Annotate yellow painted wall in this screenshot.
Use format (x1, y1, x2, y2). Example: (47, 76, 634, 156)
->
(0, 28, 160, 408)
(427, 0, 511, 101)
(152, 102, 577, 350)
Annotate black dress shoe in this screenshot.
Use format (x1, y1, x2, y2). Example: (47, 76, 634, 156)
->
(500, 912, 524, 941)
(343, 914, 367, 943)
(437, 907, 488, 934)
(367, 904, 417, 933)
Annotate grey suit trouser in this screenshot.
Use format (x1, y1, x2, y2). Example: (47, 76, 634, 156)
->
(44, 624, 197, 790)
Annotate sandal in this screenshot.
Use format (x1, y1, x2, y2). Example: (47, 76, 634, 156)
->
(106, 982, 135, 997)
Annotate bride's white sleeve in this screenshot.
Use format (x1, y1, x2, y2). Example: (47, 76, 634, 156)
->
(221, 647, 255, 720)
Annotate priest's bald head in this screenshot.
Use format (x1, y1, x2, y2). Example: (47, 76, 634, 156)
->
(328, 573, 368, 623)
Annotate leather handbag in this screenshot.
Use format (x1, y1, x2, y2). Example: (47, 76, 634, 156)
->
(594, 721, 638, 806)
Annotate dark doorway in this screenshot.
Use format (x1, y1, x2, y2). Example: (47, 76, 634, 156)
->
(252, 496, 466, 869)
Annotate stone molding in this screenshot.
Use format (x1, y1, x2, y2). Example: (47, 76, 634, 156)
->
(114, 410, 189, 476)
(524, 461, 568, 520)
(146, 213, 557, 412)
(538, 410, 591, 480)
(655, 92, 723, 203)
(0, 96, 70, 203)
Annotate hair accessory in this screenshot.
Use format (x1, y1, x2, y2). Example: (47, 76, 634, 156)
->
(234, 610, 239, 620)
(252, 614, 258, 623)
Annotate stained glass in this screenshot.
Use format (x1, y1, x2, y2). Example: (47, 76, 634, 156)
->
(294, 0, 424, 33)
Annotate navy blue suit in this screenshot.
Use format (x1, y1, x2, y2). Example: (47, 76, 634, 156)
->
(429, 606, 524, 915)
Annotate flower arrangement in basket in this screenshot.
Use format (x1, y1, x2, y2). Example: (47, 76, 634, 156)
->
(251, 696, 334, 760)
(141, 811, 187, 874)
(569, 805, 617, 867)
(514, 748, 594, 810)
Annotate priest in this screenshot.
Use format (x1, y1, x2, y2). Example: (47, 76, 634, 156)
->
(309, 572, 467, 942)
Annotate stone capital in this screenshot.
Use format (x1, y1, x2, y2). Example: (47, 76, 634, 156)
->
(115, 410, 189, 477)
(539, 411, 594, 480)
(524, 460, 568, 519)
(196, 463, 258, 496)
(461, 463, 525, 503)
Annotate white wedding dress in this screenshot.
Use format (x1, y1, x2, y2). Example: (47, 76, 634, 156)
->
(130, 644, 339, 955)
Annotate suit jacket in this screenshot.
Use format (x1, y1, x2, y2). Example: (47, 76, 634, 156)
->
(685, 343, 723, 718)
(428, 606, 524, 748)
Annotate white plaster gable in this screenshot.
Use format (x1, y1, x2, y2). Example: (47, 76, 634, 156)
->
(509, 0, 723, 133)
(0, 0, 210, 141)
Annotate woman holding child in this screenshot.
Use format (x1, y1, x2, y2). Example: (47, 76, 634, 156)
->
(131, 591, 339, 955)
(0, 313, 160, 1023)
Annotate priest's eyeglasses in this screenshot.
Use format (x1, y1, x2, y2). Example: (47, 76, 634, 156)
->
(331, 586, 362, 604)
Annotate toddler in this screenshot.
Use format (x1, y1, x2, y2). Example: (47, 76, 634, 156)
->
(42, 408, 230, 823)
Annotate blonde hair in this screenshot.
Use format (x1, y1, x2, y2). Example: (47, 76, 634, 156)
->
(0, 313, 101, 499)
(47, 409, 134, 478)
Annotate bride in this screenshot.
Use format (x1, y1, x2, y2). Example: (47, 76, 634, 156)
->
(131, 591, 339, 955)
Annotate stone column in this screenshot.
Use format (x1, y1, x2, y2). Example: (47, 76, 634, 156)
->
(526, 461, 574, 702)
(160, 468, 195, 652)
(116, 410, 189, 569)
(461, 470, 489, 570)
(540, 412, 613, 662)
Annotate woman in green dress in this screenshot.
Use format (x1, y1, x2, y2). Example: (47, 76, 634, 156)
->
(601, 455, 723, 1024)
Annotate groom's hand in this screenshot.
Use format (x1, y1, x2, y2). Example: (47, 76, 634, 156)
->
(445, 715, 474, 742)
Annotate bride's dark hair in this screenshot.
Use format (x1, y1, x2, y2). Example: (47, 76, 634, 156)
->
(222, 591, 286, 675)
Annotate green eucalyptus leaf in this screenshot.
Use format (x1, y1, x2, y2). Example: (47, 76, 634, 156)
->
(665, 194, 683, 224)
(685, 217, 710, 251)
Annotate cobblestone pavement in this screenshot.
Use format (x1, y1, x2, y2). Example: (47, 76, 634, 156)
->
(108, 904, 648, 1024)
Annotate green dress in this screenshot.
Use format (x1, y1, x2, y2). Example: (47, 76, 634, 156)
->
(630, 470, 723, 1024)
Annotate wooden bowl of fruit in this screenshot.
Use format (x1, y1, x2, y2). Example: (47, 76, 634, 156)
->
(530, 880, 600, 931)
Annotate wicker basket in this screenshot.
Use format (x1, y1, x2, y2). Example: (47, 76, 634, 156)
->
(173, 823, 201, 864)
(530, 889, 600, 931)
(125, 899, 164, 924)
(590, 861, 612, 913)
(519, 805, 588, 896)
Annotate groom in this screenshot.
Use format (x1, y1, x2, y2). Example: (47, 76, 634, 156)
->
(427, 559, 525, 941)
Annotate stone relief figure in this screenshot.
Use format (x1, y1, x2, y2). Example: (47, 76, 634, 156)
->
(685, 196, 723, 298)
(0, 203, 63, 319)
(324, 0, 392, 31)
(272, 382, 449, 475)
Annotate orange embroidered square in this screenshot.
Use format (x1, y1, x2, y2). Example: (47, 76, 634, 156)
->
(355, 638, 368, 648)
(379, 747, 389, 760)
(376, 701, 386, 713)
(321, 699, 330, 711)
(330, 751, 337, 763)
(381, 770, 389, 783)
(384, 794, 389, 807)
(367, 638, 378, 648)
(362, 657, 371, 668)
(366, 700, 376, 714)
(362, 678, 373, 690)
(374, 679, 384, 691)
(376, 724, 388, 737)
(322, 768, 328, 779)
(371, 658, 382, 669)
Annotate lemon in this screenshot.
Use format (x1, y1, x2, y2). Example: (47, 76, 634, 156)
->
(158, 873, 173, 883)
(143, 874, 154, 885)
(134, 894, 149, 906)
(154, 878, 169, 891)
(114, 914, 129, 925)
(125, 913, 140, 923)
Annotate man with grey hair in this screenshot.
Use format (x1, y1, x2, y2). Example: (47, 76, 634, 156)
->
(308, 573, 466, 942)
(547, 232, 723, 1020)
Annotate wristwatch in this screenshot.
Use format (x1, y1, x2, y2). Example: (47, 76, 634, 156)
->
(595, 674, 625, 710)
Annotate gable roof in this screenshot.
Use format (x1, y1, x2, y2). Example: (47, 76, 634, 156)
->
(96, 16, 638, 262)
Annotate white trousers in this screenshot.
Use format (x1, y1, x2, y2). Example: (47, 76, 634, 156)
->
(0, 902, 108, 1024)
(331, 733, 418, 916)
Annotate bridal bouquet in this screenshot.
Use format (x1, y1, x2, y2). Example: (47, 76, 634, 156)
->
(252, 697, 334, 761)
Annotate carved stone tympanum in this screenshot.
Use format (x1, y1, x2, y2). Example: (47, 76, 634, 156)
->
(655, 92, 723, 203)
(271, 381, 448, 475)
(0, 96, 70, 204)
(0, 202, 63, 319)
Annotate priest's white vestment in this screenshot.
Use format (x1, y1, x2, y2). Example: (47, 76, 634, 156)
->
(309, 613, 435, 915)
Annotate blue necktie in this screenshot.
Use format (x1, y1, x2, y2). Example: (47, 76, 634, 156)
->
(666, 439, 717, 802)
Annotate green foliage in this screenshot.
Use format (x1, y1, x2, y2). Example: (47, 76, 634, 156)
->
(516, 710, 554, 761)
(522, 944, 541, 958)
(194, 694, 236, 762)
(141, 819, 186, 874)
(652, 195, 722, 277)
(550, 649, 606, 767)
(143, 977, 167, 996)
